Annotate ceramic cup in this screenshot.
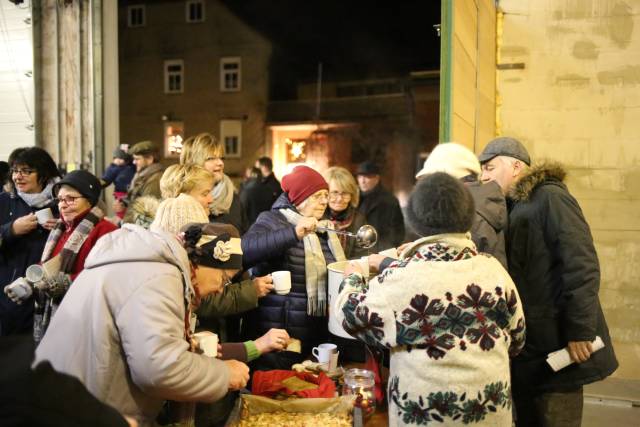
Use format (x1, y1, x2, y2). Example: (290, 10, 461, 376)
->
(312, 343, 337, 365)
(35, 208, 53, 225)
(272, 271, 292, 295)
(193, 331, 218, 357)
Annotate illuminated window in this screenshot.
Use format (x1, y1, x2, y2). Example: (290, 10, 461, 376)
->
(220, 120, 242, 158)
(164, 60, 184, 94)
(164, 122, 185, 158)
(285, 138, 307, 163)
(186, 0, 205, 23)
(127, 5, 145, 28)
(220, 57, 241, 92)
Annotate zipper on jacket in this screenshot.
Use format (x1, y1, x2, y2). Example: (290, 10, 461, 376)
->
(283, 298, 290, 330)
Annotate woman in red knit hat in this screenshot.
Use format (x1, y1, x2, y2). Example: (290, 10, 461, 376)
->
(241, 165, 347, 364)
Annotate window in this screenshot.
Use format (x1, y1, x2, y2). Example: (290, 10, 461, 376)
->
(220, 57, 241, 92)
(127, 5, 145, 28)
(220, 120, 242, 158)
(186, 0, 205, 23)
(164, 122, 185, 158)
(164, 60, 184, 94)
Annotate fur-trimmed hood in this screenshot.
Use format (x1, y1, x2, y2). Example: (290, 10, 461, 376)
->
(509, 161, 567, 202)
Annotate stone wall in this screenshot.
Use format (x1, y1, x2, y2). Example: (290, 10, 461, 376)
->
(498, 0, 640, 379)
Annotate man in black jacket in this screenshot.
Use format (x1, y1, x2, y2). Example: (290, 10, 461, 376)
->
(356, 161, 405, 252)
(479, 137, 618, 427)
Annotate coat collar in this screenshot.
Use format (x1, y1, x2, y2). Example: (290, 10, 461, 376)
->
(509, 161, 567, 202)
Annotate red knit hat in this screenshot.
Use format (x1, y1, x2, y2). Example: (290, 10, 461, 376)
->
(281, 165, 328, 206)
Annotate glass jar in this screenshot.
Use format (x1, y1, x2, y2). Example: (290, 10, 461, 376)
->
(342, 368, 376, 417)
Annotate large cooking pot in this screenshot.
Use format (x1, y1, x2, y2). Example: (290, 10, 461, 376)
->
(327, 260, 357, 340)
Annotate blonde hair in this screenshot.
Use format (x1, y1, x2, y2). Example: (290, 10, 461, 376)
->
(160, 164, 214, 199)
(180, 133, 224, 166)
(322, 166, 359, 208)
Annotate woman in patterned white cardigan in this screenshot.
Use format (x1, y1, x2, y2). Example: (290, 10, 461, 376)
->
(335, 173, 526, 426)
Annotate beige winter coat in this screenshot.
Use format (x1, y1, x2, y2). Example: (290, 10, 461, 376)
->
(34, 224, 230, 425)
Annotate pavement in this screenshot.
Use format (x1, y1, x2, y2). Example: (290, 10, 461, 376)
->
(582, 378, 640, 427)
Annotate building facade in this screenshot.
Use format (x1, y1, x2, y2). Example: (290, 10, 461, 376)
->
(118, 0, 272, 178)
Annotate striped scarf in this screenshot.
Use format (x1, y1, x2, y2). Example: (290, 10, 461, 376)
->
(41, 206, 104, 272)
(280, 208, 346, 316)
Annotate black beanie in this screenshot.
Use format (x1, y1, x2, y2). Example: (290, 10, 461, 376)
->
(406, 172, 475, 238)
(52, 170, 102, 207)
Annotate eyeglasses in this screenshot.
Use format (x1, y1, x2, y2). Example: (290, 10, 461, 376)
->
(10, 168, 35, 176)
(309, 192, 329, 202)
(56, 195, 85, 205)
(329, 191, 352, 200)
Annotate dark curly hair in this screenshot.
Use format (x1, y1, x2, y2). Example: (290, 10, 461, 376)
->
(8, 147, 60, 192)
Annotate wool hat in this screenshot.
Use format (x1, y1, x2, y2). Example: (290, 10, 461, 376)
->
(150, 193, 209, 235)
(113, 148, 132, 162)
(406, 172, 475, 238)
(478, 137, 531, 166)
(415, 142, 481, 180)
(281, 165, 329, 206)
(181, 223, 243, 270)
(52, 170, 102, 207)
(129, 140, 158, 156)
(356, 161, 381, 176)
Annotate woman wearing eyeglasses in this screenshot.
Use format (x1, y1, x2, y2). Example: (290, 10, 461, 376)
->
(0, 147, 60, 336)
(322, 166, 369, 259)
(241, 165, 347, 359)
(180, 133, 247, 234)
(30, 169, 116, 341)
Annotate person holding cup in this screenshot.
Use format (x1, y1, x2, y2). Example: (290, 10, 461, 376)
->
(4, 169, 118, 342)
(334, 173, 526, 427)
(0, 147, 60, 336)
(242, 165, 347, 358)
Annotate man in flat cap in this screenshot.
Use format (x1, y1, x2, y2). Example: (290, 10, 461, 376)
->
(117, 141, 164, 220)
(479, 137, 617, 427)
(355, 160, 405, 252)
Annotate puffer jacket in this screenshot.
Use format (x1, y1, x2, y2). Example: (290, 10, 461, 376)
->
(34, 225, 230, 426)
(0, 192, 58, 336)
(467, 180, 508, 268)
(241, 193, 337, 353)
(507, 162, 618, 393)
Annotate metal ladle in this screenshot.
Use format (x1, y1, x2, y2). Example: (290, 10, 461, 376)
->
(316, 224, 378, 249)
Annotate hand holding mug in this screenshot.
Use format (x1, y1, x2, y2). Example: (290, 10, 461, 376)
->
(252, 275, 274, 298)
(11, 213, 37, 236)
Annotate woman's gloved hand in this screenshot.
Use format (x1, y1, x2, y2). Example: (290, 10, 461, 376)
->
(4, 277, 33, 304)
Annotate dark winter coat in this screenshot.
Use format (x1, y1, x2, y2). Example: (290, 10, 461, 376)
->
(323, 207, 368, 259)
(209, 193, 247, 235)
(241, 193, 337, 353)
(357, 184, 405, 252)
(0, 192, 57, 336)
(507, 162, 617, 393)
(102, 163, 135, 193)
(467, 181, 508, 268)
(240, 174, 283, 226)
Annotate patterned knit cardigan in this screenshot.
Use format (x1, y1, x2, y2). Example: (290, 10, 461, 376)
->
(334, 234, 526, 427)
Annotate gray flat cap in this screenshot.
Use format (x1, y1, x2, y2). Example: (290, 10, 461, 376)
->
(478, 137, 531, 166)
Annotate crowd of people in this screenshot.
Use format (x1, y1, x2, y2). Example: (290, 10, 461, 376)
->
(0, 135, 618, 427)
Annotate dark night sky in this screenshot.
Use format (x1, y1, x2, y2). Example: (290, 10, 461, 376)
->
(222, 1, 442, 98)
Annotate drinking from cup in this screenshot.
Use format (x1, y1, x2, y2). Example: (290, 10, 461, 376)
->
(272, 271, 292, 295)
(312, 343, 337, 364)
(35, 208, 53, 225)
(193, 331, 218, 357)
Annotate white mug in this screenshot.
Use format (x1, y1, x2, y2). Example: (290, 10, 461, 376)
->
(272, 271, 292, 295)
(35, 208, 53, 225)
(193, 331, 218, 357)
(312, 343, 337, 364)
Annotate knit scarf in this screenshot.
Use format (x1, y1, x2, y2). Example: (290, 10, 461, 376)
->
(209, 174, 235, 216)
(279, 208, 346, 316)
(17, 180, 57, 208)
(41, 206, 104, 273)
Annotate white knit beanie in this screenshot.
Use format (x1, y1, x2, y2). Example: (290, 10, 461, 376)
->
(150, 193, 209, 235)
(415, 142, 481, 180)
